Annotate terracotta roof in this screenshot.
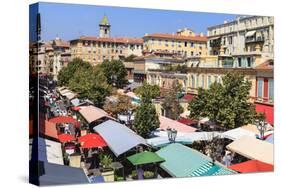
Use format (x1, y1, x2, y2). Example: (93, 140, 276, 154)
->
(77, 36, 143, 44)
(255, 59, 274, 70)
(159, 116, 197, 133)
(53, 39, 70, 48)
(144, 33, 207, 42)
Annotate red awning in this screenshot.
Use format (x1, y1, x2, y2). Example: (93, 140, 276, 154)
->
(255, 103, 274, 125)
(49, 116, 80, 126)
(71, 106, 81, 111)
(183, 94, 195, 101)
(178, 118, 195, 125)
(58, 133, 75, 143)
(229, 160, 273, 173)
(79, 133, 107, 149)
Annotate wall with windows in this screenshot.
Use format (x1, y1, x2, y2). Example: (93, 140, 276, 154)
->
(256, 76, 274, 104)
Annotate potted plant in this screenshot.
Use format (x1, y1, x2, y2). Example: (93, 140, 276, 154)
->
(99, 154, 114, 182)
(143, 171, 155, 179)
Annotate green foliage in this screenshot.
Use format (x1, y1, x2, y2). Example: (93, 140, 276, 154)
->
(143, 171, 154, 179)
(97, 60, 128, 88)
(135, 82, 160, 103)
(99, 154, 113, 169)
(162, 81, 184, 120)
(189, 72, 259, 129)
(133, 102, 160, 138)
(57, 58, 111, 107)
(57, 58, 91, 86)
(103, 94, 134, 117)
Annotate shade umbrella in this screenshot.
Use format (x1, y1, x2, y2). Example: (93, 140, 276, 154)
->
(81, 138, 107, 149)
(228, 160, 273, 173)
(58, 134, 75, 143)
(78, 133, 104, 143)
(71, 106, 81, 111)
(127, 151, 165, 166)
(49, 116, 79, 125)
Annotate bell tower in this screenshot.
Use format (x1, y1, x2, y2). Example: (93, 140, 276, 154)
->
(99, 15, 110, 38)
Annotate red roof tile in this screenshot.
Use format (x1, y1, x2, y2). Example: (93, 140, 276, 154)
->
(78, 36, 143, 44)
(144, 33, 207, 42)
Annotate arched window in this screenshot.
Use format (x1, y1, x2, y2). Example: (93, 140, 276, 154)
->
(201, 75, 205, 88)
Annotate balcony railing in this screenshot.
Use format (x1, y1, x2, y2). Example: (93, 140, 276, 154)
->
(255, 97, 274, 104)
(245, 36, 265, 43)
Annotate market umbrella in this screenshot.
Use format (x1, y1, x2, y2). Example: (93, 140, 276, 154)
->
(81, 138, 107, 149)
(127, 151, 165, 166)
(71, 106, 81, 111)
(49, 116, 79, 125)
(228, 160, 273, 173)
(78, 133, 104, 143)
(58, 134, 75, 143)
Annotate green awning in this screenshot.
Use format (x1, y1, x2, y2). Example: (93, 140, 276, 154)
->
(176, 92, 184, 99)
(127, 151, 165, 166)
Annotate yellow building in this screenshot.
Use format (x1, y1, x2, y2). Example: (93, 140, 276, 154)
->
(70, 16, 143, 66)
(143, 28, 208, 58)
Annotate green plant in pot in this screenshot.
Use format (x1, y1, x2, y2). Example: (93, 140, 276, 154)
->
(100, 154, 113, 172)
(143, 171, 154, 179)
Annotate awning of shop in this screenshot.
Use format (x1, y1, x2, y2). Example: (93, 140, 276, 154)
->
(159, 116, 197, 133)
(127, 151, 165, 166)
(29, 161, 89, 186)
(156, 143, 236, 178)
(93, 120, 147, 157)
(226, 136, 273, 165)
(229, 160, 273, 173)
(78, 105, 111, 123)
(245, 30, 256, 37)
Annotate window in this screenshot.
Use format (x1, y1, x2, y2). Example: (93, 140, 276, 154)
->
(104, 29, 108, 34)
(238, 57, 242, 67)
(196, 75, 199, 88)
(229, 36, 233, 45)
(191, 75, 195, 88)
(165, 40, 169, 47)
(184, 41, 188, 47)
(257, 78, 263, 98)
(191, 42, 194, 47)
(268, 79, 274, 100)
(158, 40, 162, 45)
(191, 51, 194, 56)
(247, 57, 252, 67)
(201, 75, 205, 88)
(208, 75, 212, 88)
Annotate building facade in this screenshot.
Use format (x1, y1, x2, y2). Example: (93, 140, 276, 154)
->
(143, 28, 208, 58)
(29, 38, 71, 80)
(70, 16, 143, 66)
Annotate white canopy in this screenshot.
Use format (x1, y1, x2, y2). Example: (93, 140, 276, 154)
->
(226, 136, 273, 165)
(222, 127, 257, 140)
(245, 30, 256, 37)
(94, 120, 147, 156)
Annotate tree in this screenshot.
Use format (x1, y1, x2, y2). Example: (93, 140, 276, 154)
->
(68, 67, 112, 107)
(97, 60, 128, 88)
(133, 83, 160, 138)
(57, 58, 91, 86)
(133, 102, 160, 138)
(189, 72, 259, 129)
(161, 81, 184, 120)
(135, 82, 160, 102)
(103, 94, 135, 118)
(124, 54, 137, 62)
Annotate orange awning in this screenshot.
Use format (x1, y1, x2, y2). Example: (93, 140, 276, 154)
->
(229, 160, 273, 173)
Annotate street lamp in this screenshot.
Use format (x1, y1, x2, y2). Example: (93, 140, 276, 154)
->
(167, 127, 177, 143)
(255, 119, 267, 139)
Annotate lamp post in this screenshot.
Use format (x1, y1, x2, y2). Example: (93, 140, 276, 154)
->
(167, 128, 177, 143)
(255, 119, 267, 139)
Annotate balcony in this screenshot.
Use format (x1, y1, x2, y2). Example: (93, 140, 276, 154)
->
(255, 97, 274, 105)
(245, 36, 265, 43)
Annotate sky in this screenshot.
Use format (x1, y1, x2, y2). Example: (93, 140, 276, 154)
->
(30, 2, 249, 42)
